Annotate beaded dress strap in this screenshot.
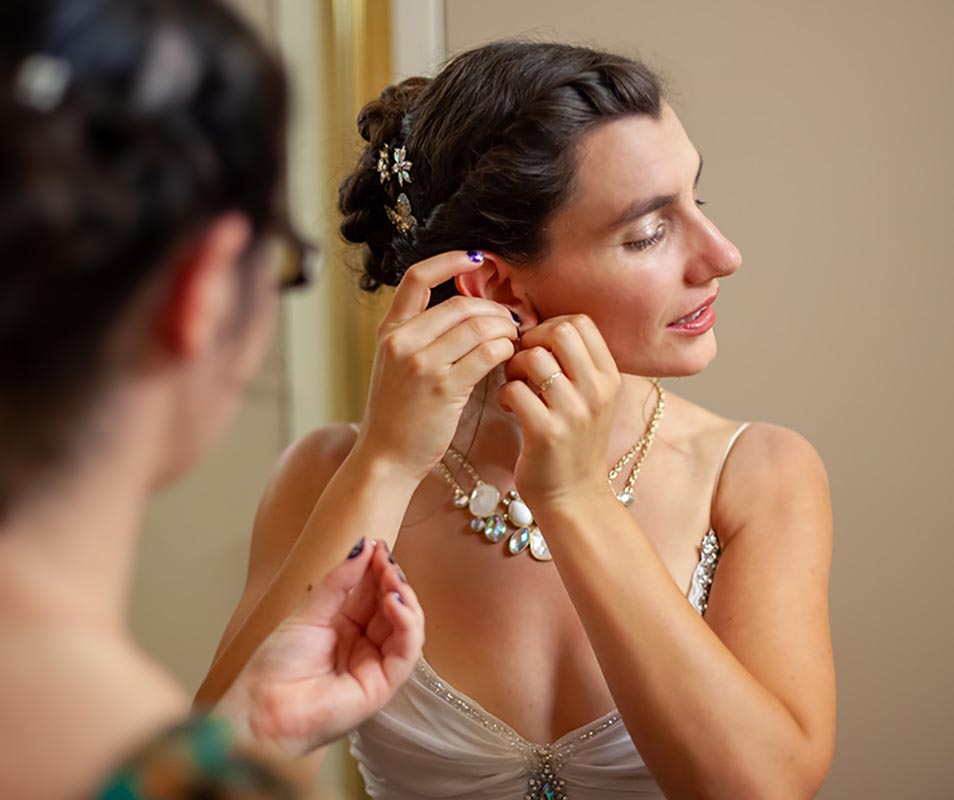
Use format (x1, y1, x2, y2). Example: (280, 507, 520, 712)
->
(690, 422, 752, 617)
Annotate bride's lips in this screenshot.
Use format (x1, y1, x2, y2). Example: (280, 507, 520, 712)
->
(667, 292, 719, 335)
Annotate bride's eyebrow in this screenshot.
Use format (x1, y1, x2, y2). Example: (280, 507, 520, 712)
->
(606, 152, 704, 231)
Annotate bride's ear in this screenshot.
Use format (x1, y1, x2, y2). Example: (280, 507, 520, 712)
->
(454, 252, 538, 330)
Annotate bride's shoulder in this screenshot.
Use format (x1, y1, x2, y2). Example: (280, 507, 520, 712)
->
(265, 422, 360, 497)
(663, 389, 824, 471)
(661, 391, 829, 539)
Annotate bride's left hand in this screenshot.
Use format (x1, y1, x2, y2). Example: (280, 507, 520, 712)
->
(498, 314, 621, 510)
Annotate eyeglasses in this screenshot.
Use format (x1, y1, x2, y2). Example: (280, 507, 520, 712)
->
(268, 224, 323, 292)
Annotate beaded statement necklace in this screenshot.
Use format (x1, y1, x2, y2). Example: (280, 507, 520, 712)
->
(436, 379, 665, 561)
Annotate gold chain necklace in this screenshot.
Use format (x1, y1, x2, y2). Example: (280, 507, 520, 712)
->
(436, 379, 665, 561)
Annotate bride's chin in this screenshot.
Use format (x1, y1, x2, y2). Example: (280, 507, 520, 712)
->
(616, 341, 718, 379)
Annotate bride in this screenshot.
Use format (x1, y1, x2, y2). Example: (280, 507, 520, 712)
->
(200, 41, 835, 798)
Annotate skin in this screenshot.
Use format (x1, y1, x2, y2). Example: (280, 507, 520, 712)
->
(0, 215, 425, 799)
(201, 105, 835, 798)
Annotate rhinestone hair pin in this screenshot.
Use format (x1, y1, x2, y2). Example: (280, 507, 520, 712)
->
(13, 54, 72, 112)
(377, 143, 417, 234)
(385, 193, 417, 234)
(376, 143, 412, 186)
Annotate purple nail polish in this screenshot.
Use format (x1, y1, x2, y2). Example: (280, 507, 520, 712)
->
(467, 250, 485, 264)
(509, 310, 521, 325)
(347, 537, 365, 559)
(393, 591, 406, 605)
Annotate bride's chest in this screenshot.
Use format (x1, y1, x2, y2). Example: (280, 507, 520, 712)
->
(391, 475, 711, 744)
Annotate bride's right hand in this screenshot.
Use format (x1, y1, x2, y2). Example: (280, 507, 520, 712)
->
(353, 250, 518, 482)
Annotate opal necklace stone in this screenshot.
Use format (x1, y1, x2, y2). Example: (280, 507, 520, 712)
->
(436, 379, 664, 561)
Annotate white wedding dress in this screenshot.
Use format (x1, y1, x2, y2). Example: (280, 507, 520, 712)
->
(350, 423, 751, 799)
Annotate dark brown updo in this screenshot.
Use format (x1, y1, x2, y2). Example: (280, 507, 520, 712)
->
(338, 41, 664, 304)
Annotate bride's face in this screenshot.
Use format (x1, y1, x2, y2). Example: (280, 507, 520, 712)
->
(524, 104, 741, 377)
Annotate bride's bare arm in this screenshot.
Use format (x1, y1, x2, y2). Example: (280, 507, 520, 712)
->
(502, 316, 835, 800)
(196, 252, 517, 708)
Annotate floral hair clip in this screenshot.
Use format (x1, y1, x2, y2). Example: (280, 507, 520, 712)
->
(376, 143, 412, 186)
(377, 143, 417, 234)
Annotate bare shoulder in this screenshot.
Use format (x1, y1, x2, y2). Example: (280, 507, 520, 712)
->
(248, 422, 360, 578)
(260, 422, 360, 513)
(655, 387, 749, 467)
(715, 421, 832, 546)
(657, 388, 830, 544)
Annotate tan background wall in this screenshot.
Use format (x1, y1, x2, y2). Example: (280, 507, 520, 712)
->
(443, 0, 953, 797)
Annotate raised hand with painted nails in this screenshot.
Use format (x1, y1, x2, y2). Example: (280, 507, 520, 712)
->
(498, 314, 622, 511)
(217, 538, 424, 754)
(353, 250, 520, 483)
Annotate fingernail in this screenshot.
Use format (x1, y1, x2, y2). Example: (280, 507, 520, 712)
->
(467, 250, 484, 264)
(395, 565, 408, 583)
(509, 310, 522, 325)
(393, 591, 406, 605)
(347, 537, 365, 559)
(382, 541, 395, 563)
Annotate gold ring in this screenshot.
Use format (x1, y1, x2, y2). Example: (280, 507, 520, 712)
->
(538, 370, 564, 393)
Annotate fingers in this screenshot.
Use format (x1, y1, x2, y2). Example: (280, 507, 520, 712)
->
(505, 345, 577, 410)
(385, 251, 486, 326)
(395, 295, 515, 346)
(447, 335, 517, 389)
(417, 305, 518, 365)
(335, 539, 404, 630)
(497, 378, 550, 432)
(569, 314, 618, 375)
(509, 316, 619, 410)
(352, 550, 425, 689)
(506, 345, 561, 388)
(294, 536, 375, 627)
(364, 545, 424, 648)
(520, 314, 617, 377)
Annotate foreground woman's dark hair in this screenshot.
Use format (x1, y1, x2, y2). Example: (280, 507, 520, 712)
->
(0, 0, 289, 520)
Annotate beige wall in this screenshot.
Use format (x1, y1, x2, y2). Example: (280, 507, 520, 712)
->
(445, 0, 954, 797)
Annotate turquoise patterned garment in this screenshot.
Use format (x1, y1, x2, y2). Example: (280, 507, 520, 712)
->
(97, 715, 300, 799)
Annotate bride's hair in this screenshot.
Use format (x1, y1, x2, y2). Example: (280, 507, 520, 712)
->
(339, 41, 664, 305)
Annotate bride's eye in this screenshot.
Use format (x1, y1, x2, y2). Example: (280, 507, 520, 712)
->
(625, 224, 665, 252)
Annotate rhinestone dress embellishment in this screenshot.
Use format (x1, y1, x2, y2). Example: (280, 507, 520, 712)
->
(693, 530, 722, 616)
(414, 659, 625, 800)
